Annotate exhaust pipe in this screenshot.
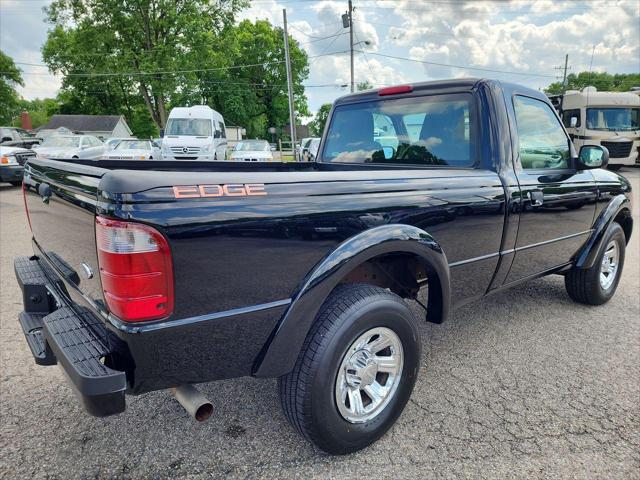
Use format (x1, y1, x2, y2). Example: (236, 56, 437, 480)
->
(171, 384, 213, 422)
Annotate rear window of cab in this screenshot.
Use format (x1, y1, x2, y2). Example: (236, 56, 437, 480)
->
(321, 93, 476, 167)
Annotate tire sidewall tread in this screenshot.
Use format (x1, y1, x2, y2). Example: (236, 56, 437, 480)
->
(278, 284, 421, 454)
(565, 222, 626, 305)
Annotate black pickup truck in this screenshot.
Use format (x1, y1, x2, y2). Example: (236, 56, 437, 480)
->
(15, 79, 633, 454)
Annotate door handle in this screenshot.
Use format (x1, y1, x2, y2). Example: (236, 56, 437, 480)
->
(528, 190, 544, 207)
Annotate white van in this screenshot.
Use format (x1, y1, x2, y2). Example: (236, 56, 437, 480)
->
(550, 87, 640, 170)
(161, 106, 227, 161)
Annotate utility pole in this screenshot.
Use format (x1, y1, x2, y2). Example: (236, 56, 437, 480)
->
(555, 54, 570, 95)
(561, 54, 569, 94)
(282, 9, 296, 145)
(349, 0, 354, 93)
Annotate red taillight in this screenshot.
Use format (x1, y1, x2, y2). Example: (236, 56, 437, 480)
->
(95, 216, 174, 322)
(22, 180, 32, 232)
(378, 85, 413, 96)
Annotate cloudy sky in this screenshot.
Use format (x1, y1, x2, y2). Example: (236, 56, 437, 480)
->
(1, 0, 639, 113)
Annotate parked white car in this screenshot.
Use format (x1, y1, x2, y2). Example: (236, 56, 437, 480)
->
(229, 140, 274, 162)
(303, 138, 321, 162)
(297, 137, 313, 161)
(33, 135, 106, 159)
(105, 139, 161, 160)
(161, 106, 227, 161)
(105, 137, 137, 151)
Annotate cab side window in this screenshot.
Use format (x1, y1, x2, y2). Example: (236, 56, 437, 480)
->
(513, 96, 570, 170)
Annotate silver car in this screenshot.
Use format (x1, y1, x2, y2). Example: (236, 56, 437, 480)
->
(104, 137, 137, 151)
(33, 135, 106, 159)
(105, 139, 161, 160)
(229, 140, 274, 162)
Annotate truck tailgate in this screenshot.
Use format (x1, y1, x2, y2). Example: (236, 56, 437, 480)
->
(23, 159, 106, 307)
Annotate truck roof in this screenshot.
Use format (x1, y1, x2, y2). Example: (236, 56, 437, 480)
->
(333, 78, 545, 105)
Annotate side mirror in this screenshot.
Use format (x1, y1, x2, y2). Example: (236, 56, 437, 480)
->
(1, 136, 12, 143)
(578, 145, 608, 169)
(213, 131, 221, 139)
(570, 116, 578, 128)
(159, 129, 164, 138)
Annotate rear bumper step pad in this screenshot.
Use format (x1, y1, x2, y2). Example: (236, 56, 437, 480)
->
(19, 312, 56, 366)
(14, 256, 126, 417)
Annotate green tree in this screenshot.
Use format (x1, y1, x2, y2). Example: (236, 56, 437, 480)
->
(545, 72, 640, 95)
(172, 19, 310, 139)
(0, 51, 23, 124)
(43, 0, 248, 130)
(309, 103, 332, 136)
(357, 81, 373, 91)
(11, 97, 61, 129)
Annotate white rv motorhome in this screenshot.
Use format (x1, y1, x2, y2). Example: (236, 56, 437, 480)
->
(550, 87, 640, 170)
(161, 106, 227, 161)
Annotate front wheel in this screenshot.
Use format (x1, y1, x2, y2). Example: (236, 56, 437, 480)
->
(9, 181, 22, 187)
(565, 222, 626, 305)
(278, 284, 421, 454)
(607, 164, 623, 171)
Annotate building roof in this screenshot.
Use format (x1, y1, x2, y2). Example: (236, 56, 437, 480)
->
(40, 115, 127, 132)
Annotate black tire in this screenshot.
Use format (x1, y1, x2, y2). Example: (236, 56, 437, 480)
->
(9, 181, 22, 187)
(278, 284, 421, 454)
(607, 164, 622, 171)
(565, 222, 626, 305)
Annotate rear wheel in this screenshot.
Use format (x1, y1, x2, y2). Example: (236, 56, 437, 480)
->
(565, 222, 626, 305)
(9, 181, 21, 187)
(278, 284, 421, 454)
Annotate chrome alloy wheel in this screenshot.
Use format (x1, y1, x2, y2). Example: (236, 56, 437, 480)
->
(335, 327, 404, 424)
(600, 241, 619, 290)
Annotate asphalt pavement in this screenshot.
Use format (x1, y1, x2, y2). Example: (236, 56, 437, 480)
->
(1, 168, 638, 479)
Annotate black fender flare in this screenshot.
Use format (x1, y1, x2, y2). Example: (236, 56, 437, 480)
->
(254, 224, 451, 378)
(574, 194, 632, 269)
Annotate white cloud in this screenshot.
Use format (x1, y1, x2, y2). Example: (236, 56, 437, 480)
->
(1, 0, 638, 112)
(379, 0, 639, 90)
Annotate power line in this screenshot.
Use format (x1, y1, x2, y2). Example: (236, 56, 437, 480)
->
(309, 27, 346, 63)
(353, 29, 376, 86)
(7, 51, 351, 77)
(365, 51, 557, 78)
(297, 31, 348, 46)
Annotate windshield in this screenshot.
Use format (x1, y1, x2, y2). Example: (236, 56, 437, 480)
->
(165, 118, 212, 136)
(116, 140, 151, 150)
(42, 136, 80, 148)
(322, 93, 475, 166)
(586, 108, 640, 131)
(235, 140, 269, 151)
